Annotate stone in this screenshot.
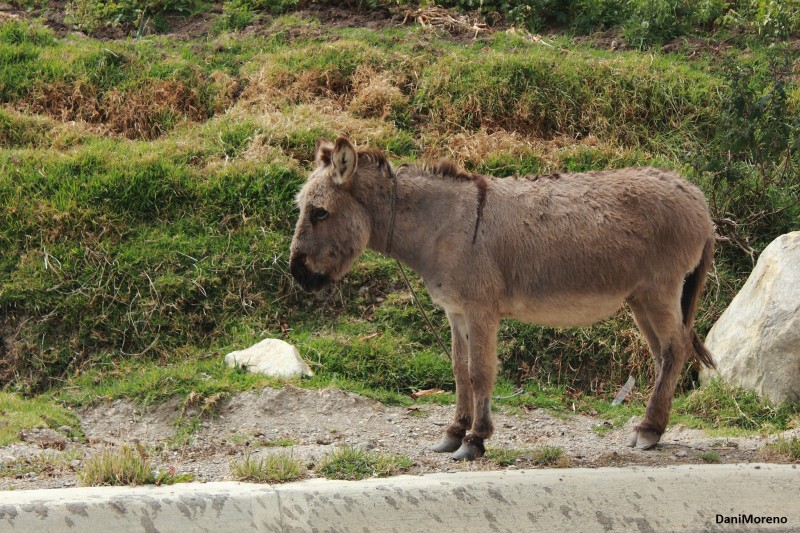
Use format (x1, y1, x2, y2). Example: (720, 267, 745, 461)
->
(224, 338, 313, 378)
(701, 232, 800, 404)
(19, 428, 68, 450)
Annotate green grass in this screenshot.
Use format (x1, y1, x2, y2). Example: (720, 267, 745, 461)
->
(315, 445, 413, 480)
(230, 451, 305, 483)
(0, 392, 81, 446)
(673, 378, 800, 434)
(415, 48, 723, 151)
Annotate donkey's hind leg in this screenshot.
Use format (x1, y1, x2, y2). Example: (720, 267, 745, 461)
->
(628, 284, 691, 450)
(432, 312, 472, 453)
(628, 297, 663, 371)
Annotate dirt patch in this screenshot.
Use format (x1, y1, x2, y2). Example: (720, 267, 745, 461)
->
(660, 36, 737, 58)
(572, 30, 741, 58)
(296, 4, 398, 31)
(572, 29, 628, 51)
(1, 387, 792, 490)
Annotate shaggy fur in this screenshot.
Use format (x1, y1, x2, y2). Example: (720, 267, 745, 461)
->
(290, 137, 716, 459)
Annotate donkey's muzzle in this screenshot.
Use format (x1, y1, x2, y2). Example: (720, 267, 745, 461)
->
(290, 253, 331, 292)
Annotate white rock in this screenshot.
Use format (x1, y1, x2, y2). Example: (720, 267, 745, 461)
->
(701, 232, 800, 404)
(224, 339, 312, 378)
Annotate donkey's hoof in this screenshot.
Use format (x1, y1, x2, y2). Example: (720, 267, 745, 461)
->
(431, 434, 462, 453)
(628, 429, 661, 450)
(451, 436, 485, 461)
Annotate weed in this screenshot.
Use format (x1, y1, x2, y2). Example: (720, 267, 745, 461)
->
(79, 445, 193, 486)
(592, 421, 615, 437)
(171, 415, 202, 448)
(65, 0, 203, 36)
(486, 445, 568, 467)
(485, 446, 524, 466)
(265, 438, 296, 447)
(698, 451, 722, 463)
(230, 451, 305, 483)
(759, 438, 800, 462)
(529, 445, 569, 466)
(315, 445, 413, 480)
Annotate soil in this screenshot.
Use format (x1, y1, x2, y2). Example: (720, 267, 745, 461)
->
(1, 386, 795, 490)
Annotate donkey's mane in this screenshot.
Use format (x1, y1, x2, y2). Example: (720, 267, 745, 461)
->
(397, 158, 480, 183)
(428, 160, 478, 181)
(356, 148, 478, 183)
(357, 148, 391, 167)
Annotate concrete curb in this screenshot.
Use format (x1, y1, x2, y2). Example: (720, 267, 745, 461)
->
(1, 463, 798, 532)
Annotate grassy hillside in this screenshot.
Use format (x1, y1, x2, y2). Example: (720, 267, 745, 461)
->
(1, 3, 798, 428)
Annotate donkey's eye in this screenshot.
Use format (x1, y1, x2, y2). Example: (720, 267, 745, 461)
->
(310, 207, 329, 223)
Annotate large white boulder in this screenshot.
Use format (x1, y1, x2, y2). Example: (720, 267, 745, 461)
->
(224, 339, 313, 378)
(701, 232, 800, 404)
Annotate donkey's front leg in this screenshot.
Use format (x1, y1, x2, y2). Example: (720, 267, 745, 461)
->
(452, 314, 499, 461)
(432, 312, 471, 453)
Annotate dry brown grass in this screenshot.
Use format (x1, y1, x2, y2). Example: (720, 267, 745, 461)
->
(424, 128, 542, 164)
(201, 98, 397, 168)
(26, 80, 210, 140)
(347, 65, 407, 120)
(421, 128, 633, 171)
(243, 59, 350, 109)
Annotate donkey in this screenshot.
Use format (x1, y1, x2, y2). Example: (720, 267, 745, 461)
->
(290, 136, 716, 461)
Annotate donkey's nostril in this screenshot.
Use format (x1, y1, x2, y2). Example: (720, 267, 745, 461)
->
(289, 253, 307, 281)
(290, 253, 331, 292)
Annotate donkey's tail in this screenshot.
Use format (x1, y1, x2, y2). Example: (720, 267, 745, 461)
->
(681, 237, 716, 369)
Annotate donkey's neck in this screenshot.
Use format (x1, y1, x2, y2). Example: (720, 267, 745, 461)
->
(360, 166, 476, 281)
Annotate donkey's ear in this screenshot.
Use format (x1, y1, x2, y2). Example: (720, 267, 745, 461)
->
(331, 137, 357, 189)
(315, 138, 334, 168)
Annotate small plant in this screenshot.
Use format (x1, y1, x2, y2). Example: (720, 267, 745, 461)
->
(230, 451, 305, 483)
(592, 421, 615, 437)
(485, 446, 525, 466)
(529, 445, 568, 466)
(79, 445, 193, 486)
(759, 438, 800, 462)
(315, 445, 413, 480)
(698, 451, 722, 463)
(65, 0, 202, 36)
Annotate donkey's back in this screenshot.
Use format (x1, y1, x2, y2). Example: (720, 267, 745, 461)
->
(460, 167, 714, 327)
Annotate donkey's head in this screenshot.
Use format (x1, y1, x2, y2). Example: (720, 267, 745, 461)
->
(290, 137, 373, 292)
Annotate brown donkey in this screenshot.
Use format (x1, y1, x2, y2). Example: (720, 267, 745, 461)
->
(290, 137, 716, 461)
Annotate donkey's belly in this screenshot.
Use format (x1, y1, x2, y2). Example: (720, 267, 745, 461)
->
(503, 292, 627, 328)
